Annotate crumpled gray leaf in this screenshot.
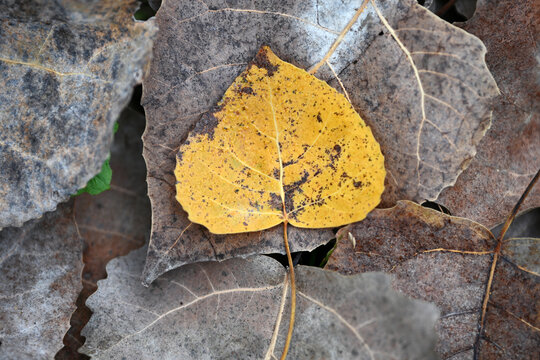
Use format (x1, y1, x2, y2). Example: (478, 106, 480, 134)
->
(0, 202, 83, 359)
(0, 0, 156, 229)
(141, 0, 498, 283)
(437, 0, 540, 228)
(81, 247, 439, 359)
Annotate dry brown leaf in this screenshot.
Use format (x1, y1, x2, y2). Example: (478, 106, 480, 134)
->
(437, 0, 540, 228)
(0, 0, 156, 229)
(55, 108, 151, 359)
(80, 247, 439, 359)
(141, 0, 498, 283)
(326, 201, 540, 359)
(0, 202, 82, 359)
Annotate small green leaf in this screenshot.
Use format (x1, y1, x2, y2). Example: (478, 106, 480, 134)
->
(113, 122, 119, 134)
(75, 157, 112, 196)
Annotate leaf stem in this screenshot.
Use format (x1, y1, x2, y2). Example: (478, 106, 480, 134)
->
(280, 220, 296, 360)
(478, 168, 540, 340)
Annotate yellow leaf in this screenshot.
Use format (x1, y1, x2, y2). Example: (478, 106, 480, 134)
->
(175, 46, 386, 234)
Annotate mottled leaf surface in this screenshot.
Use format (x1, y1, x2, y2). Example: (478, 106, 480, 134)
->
(142, 0, 498, 282)
(438, 0, 540, 228)
(57, 108, 151, 358)
(0, 203, 83, 359)
(326, 201, 540, 359)
(0, 0, 156, 228)
(81, 247, 438, 359)
(175, 47, 385, 233)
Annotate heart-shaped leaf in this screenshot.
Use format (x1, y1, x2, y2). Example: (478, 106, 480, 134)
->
(175, 46, 385, 233)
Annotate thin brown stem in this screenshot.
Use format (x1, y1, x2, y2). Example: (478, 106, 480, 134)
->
(435, 0, 457, 16)
(279, 220, 296, 360)
(478, 168, 540, 331)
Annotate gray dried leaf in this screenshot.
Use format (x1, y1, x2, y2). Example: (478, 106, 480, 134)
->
(326, 201, 540, 359)
(81, 247, 439, 359)
(0, 202, 83, 359)
(0, 0, 157, 229)
(437, 0, 540, 228)
(141, 0, 498, 283)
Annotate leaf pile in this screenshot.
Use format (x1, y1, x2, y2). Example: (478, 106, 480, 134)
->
(0, 0, 156, 229)
(1, 0, 538, 359)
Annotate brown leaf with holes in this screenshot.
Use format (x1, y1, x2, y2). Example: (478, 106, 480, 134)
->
(0, 0, 156, 229)
(80, 246, 439, 359)
(437, 0, 540, 228)
(56, 108, 151, 359)
(141, 0, 498, 283)
(326, 201, 540, 359)
(0, 202, 82, 359)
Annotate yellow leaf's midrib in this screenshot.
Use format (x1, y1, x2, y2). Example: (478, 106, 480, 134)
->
(266, 79, 286, 211)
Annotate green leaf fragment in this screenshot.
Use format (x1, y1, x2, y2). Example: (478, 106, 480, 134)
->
(75, 157, 112, 196)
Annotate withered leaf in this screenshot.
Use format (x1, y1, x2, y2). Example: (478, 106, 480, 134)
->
(326, 201, 540, 359)
(0, 202, 82, 359)
(437, 0, 540, 228)
(81, 247, 438, 359)
(142, 0, 498, 283)
(56, 108, 151, 358)
(0, 0, 156, 229)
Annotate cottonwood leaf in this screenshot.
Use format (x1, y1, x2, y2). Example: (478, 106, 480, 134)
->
(437, 0, 540, 228)
(80, 246, 438, 359)
(0, 0, 156, 229)
(326, 201, 540, 359)
(175, 47, 385, 233)
(141, 0, 498, 283)
(0, 202, 83, 359)
(57, 108, 151, 358)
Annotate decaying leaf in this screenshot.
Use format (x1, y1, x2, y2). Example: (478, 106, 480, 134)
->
(0, 202, 83, 359)
(326, 201, 540, 359)
(142, 0, 498, 282)
(0, 0, 156, 229)
(175, 46, 385, 233)
(57, 108, 151, 358)
(437, 0, 540, 228)
(81, 246, 438, 359)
